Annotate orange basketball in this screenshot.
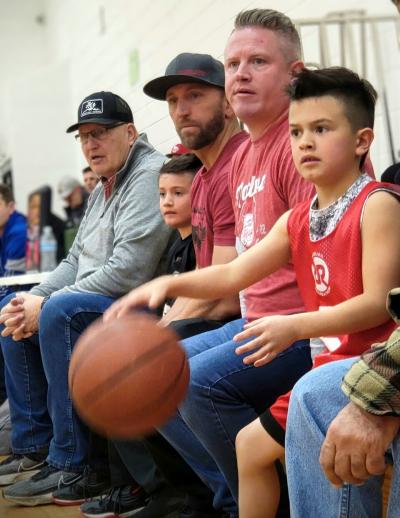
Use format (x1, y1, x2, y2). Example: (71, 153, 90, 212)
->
(68, 312, 189, 438)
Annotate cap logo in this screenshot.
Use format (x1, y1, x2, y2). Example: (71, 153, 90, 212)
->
(177, 68, 207, 77)
(81, 99, 103, 117)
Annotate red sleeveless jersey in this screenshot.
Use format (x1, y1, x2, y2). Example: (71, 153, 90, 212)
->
(288, 181, 400, 367)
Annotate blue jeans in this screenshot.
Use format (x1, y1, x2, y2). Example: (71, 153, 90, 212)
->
(159, 318, 311, 516)
(286, 359, 400, 518)
(0, 292, 115, 472)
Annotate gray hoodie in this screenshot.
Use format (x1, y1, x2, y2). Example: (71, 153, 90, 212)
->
(32, 133, 172, 298)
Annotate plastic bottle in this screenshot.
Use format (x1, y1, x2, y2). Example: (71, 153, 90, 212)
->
(40, 226, 58, 272)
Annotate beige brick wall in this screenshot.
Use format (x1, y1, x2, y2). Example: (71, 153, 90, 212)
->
(0, 0, 399, 213)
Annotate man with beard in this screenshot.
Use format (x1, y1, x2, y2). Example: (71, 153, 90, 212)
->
(144, 53, 248, 335)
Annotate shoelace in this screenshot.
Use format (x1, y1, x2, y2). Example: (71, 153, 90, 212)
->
(96, 486, 122, 513)
(98, 486, 136, 513)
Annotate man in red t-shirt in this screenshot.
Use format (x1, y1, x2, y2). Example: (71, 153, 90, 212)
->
(144, 52, 248, 336)
(153, 11, 312, 513)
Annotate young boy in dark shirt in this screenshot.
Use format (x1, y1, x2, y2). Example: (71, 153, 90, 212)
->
(159, 153, 200, 315)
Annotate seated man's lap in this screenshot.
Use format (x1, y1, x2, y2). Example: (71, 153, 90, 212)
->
(181, 318, 244, 359)
(289, 357, 359, 429)
(186, 336, 311, 415)
(40, 291, 116, 319)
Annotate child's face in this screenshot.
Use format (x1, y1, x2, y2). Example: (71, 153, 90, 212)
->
(289, 95, 366, 185)
(159, 172, 193, 230)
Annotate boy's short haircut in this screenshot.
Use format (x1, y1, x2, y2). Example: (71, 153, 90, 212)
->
(287, 66, 377, 131)
(82, 166, 92, 173)
(0, 184, 14, 204)
(234, 9, 302, 62)
(160, 153, 202, 176)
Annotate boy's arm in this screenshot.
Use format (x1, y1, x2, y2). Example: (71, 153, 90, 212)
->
(235, 191, 400, 366)
(160, 245, 239, 325)
(104, 211, 291, 322)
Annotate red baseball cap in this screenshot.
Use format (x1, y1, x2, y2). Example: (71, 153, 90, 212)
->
(167, 143, 190, 157)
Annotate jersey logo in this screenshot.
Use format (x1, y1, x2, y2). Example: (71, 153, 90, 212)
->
(240, 213, 255, 247)
(311, 253, 331, 296)
(236, 175, 266, 209)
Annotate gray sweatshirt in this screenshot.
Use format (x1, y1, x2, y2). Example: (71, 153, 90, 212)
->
(31, 134, 172, 298)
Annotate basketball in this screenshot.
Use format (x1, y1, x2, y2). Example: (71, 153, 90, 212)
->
(68, 312, 189, 438)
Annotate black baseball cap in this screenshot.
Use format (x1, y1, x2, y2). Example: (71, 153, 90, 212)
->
(143, 53, 225, 100)
(66, 91, 133, 133)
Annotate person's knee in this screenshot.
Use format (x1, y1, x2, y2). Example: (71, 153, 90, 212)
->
(40, 293, 70, 326)
(236, 423, 258, 468)
(0, 293, 16, 312)
(236, 420, 281, 473)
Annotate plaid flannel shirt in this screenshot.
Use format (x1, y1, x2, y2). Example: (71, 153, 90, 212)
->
(342, 288, 400, 415)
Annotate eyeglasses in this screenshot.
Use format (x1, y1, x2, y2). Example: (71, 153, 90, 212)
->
(75, 123, 126, 144)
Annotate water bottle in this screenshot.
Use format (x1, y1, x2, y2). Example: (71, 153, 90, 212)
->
(40, 226, 57, 272)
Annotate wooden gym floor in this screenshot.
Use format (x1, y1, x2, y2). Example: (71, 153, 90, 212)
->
(0, 458, 393, 517)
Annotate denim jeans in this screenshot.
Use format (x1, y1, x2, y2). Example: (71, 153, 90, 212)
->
(159, 318, 312, 516)
(0, 292, 115, 472)
(286, 359, 400, 518)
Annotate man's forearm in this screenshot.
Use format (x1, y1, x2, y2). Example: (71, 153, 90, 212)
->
(161, 297, 221, 325)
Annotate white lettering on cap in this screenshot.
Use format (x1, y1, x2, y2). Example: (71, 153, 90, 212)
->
(81, 99, 103, 117)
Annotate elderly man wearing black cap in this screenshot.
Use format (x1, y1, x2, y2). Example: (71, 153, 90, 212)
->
(0, 91, 173, 506)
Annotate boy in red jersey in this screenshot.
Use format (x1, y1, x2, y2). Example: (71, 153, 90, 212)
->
(106, 67, 400, 517)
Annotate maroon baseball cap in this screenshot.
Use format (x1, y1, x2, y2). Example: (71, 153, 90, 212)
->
(143, 53, 225, 100)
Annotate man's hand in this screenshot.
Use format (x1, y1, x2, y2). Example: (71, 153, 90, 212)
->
(320, 402, 400, 487)
(0, 295, 25, 337)
(104, 276, 171, 323)
(233, 314, 299, 367)
(0, 293, 43, 340)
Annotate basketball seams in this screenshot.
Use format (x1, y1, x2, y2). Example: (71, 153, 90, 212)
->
(69, 316, 175, 389)
(74, 336, 181, 407)
(108, 353, 188, 422)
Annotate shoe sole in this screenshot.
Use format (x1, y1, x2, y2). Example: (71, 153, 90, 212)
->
(53, 490, 110, 507)
(0, 469, 41, 486)
(80, 504, 146, 518)
(53, 496, 85, 506)
(2, 490, 53, 506)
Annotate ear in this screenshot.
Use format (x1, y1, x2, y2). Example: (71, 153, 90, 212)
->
(127, 123, 138, 145)
(223, 96, 235, 119)
(289, 60, 305, 77)
(355, 127, 374, 158)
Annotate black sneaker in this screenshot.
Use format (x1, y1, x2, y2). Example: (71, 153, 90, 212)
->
(2, 464, 82, 506)
(0, 451, 47, 486)
(53, 466, 110, 506)
(80, 484, 148, 517)
(179, 507, 227, 518)
(134, 485, 186, 518)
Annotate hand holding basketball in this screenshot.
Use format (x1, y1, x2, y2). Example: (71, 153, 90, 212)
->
(103, 276, 171, 322)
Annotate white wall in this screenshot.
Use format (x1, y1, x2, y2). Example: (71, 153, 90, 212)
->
(0, 0, 399, 215)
